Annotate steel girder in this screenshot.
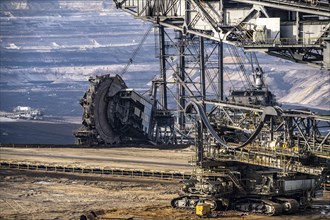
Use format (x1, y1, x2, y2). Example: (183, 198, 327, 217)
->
(113, 0, 330, 69)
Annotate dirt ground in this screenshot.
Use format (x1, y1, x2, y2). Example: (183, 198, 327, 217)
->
(0, 169, 180, 220)
(0, 147, 195, 172)
(0, 169, 329, 220)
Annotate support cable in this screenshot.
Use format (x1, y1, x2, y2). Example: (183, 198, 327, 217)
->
(120, 24, 154, 77)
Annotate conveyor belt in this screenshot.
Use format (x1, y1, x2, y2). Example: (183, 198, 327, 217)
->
(185, 101, 278, 149)
(0, 161, 192, 181)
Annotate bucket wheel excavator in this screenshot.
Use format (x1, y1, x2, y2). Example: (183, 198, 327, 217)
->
(73, 0, 330, 216)
(74, 55, 329, 216)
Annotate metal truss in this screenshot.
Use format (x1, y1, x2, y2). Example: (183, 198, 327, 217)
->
(113, 0, 330, 174)
(114, 0, 330, 69)
(149, 26, 224, 134)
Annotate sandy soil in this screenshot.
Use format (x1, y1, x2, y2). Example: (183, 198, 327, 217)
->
(0, 147, 195, 172)
(0, 169, 329, 220)
(0, 169, 180, 220)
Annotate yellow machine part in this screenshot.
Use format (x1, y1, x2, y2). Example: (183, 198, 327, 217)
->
(196, 203, 211, 216)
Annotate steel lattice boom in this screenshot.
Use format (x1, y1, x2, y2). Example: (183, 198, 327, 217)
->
(114, 0, 330, 69)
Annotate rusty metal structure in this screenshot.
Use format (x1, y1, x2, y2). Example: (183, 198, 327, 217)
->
(74, 0, 330, 216)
